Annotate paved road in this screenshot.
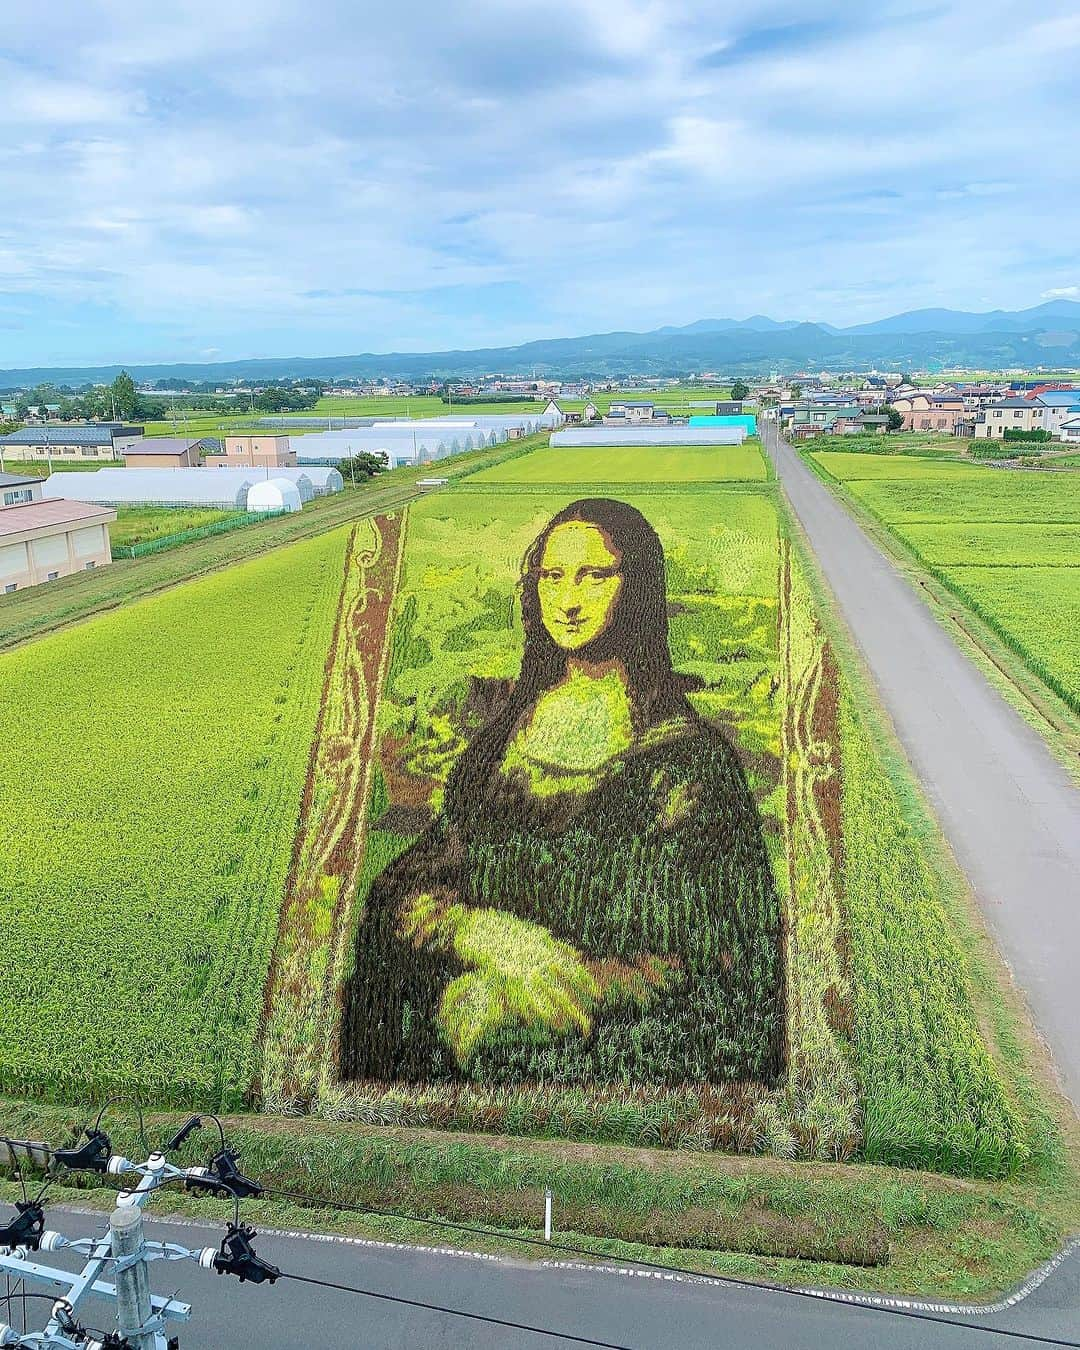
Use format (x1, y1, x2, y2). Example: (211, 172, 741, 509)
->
(20, 1209, 1080, 1348)
(761, 421, 1080, 1108)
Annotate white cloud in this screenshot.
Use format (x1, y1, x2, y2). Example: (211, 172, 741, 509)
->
(0, 0, 1078, 363)
(1041, 286, 1080, 300)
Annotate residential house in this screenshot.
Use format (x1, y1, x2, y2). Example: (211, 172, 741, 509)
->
(1031, 390, 1080, 438)
(974, 399, 1047, 439)
(786, 401, 861, 433)
(0, 497, 115, 593)
(832, 414, 890, 435)
(1058, 417, 1080, 444)
(204, 435, 297, 468)
(603, 402, 673, 425)
(889, 392, 966, 433)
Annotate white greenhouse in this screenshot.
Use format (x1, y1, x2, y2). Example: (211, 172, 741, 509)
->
(42, 468, 256, 511)
(294, 430, 456, 466)
(271, 466, 343, 495)
(247, 477, 303, 513)
(549, 427, 747, 447)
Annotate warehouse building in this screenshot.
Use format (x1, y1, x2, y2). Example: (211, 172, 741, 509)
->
(0, 498, 115, 593)
(0, 424, 144, 463)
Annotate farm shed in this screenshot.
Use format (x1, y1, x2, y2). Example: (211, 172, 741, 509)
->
(246, 477, 303, 513)
(42, 468, 255, 511)
(0, 497, 115, 593)
(550, 427, 747, 447)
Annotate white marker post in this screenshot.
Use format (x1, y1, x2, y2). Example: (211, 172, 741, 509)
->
(544, 1187, 553, 1243)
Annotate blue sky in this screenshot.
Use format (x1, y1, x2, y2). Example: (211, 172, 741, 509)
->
(1, 0, 1079, 367)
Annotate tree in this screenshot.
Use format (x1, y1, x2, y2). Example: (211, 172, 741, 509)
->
(135, 395, 168, 420)
(729, 379, 750, 401)
(338, 451, 389, 482)
(111, 370, 137, 420)
(883, 405, 904, 431)
(790, 383, 803, 398)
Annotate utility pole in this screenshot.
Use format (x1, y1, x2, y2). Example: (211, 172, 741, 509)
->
(0, 1119, 278, 1349)
(111, 1205, 155, 1350)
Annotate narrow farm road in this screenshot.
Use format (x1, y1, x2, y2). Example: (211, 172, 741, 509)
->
(37, 1209, 1080, 1349)
(762, 421, 1080, 1110)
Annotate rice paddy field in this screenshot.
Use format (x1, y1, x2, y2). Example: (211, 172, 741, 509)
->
(311, 387, 736, 418)
(0, 530, 347, 1103)
(465, 440, 768, 484)
(812, 452, 1080, 711)
(0, 440, 1037, 1186)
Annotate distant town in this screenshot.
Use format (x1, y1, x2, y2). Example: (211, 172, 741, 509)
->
(1, 361, 1077, 597)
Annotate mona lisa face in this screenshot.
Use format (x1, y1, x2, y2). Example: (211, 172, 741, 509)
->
(537, 521, 623, 650)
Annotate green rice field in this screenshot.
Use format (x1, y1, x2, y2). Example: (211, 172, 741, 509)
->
(814, 452, 986, 481)
(812, 451, 1080, 711)
(466, 441, 767, 484)
(0, 529, 347, 1103)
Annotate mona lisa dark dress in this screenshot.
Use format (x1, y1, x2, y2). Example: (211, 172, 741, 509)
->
(340, 715, 786, 1087)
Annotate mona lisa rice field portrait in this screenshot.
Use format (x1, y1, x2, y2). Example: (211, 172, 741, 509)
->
(253, 469, 1027, 1177)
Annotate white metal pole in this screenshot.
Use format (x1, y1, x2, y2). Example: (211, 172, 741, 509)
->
(544, 1188, 552, 1242)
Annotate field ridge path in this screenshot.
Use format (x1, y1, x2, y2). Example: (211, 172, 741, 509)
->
(762, 421, 1080, 1110)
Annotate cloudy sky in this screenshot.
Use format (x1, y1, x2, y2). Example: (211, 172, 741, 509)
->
(2, 0, 1079, 367)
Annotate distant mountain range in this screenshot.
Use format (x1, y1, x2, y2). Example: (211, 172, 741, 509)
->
(3, 301, 1080, 387)
(656, 299, 1080, 338)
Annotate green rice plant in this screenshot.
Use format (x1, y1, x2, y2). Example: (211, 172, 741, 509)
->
(466, 443, 768, 484)
(819, 460, 1080, 712)
(847, 474, 1080, 524)
(813, 453, 986, 482)
(109, 505, 238, 550)
(0, 527, 349, 1105)
(899, 523, 1080, 568)
(839, 697, 1028, 1176)
(934, 566, 1080, 712)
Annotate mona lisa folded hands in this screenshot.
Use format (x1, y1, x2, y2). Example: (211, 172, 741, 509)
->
(399, 890, 680, 1064)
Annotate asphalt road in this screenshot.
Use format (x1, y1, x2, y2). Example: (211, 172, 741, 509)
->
(762, 420, 1080, 1110)
(16, 1209, 1080, 1349)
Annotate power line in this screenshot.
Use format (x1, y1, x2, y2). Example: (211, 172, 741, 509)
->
(10, 1118, 1079, 1349)
(260, 1186, 1080, 1349)
(277, 1269, 638, 1349)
